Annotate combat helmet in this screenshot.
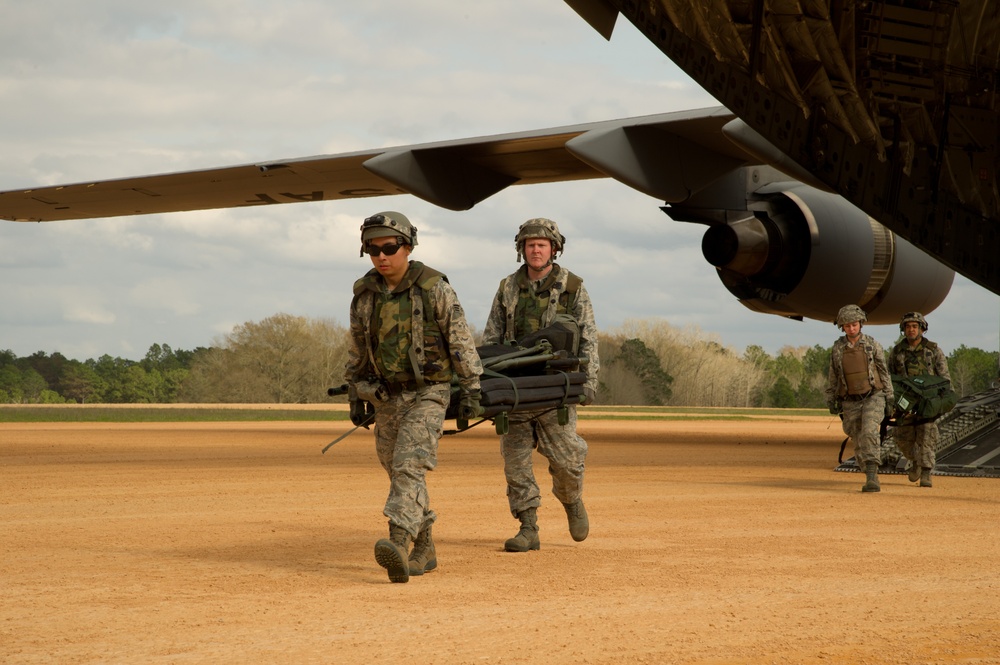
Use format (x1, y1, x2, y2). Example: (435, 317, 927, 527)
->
(359, 211, 418, 257)
(515, 217, 565, 263)
(835, 304, 867, 329)
(899, 311, 928, 333)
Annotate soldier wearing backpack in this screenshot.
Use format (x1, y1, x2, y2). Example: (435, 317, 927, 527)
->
(889, 312, 951, 487)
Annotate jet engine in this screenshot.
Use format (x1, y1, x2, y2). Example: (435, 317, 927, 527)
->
(665, 175, 954, 324)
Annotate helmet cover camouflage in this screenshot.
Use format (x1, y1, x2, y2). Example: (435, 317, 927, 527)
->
(514, 217, 565, 262)
(899, 311, 928, 333)
(359, 211, 418, 257)
(835, 304, 867, 328)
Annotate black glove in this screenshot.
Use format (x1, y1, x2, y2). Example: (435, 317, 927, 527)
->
(349, 399, 373, 428)
(827, 398, 841, 415)
(884, 396, 894, 420)
(581, 386, 597, 406)
(458, 390, 484, 419)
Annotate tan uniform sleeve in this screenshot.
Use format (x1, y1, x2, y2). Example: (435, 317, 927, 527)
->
(480, 280, 508, 346)
(430, 280, 483, 393)
(344, 293, 369, 384)
(932, 344, 951, 383)
(573, 282, 600, 393)
(870, 338, 893, 400)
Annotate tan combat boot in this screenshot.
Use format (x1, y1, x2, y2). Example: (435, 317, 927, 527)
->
(374, 524, 411, 583)
(504, 507, 540, 552)
(907, 463, 921, 483)
(408, 524, 437, 576)
(862, 463, 881, 493)
(562, 499, 589, 542)
(920, 467, 933, 487)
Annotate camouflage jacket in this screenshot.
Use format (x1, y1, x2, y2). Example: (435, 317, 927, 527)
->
(889, 337, 951, 381)
(346, 261, 482, 394)
(825, 333, 893, 403)
(482, 263, 600, 393)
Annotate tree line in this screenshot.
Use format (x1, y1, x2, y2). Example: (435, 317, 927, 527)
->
(2, 313, 997, 407)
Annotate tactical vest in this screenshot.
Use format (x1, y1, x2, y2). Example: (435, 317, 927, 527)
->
(840, 343, 883, 396)
(352, 262, 452, 386)
(896, 340, 938, 376)
(499, 265, 582, 346)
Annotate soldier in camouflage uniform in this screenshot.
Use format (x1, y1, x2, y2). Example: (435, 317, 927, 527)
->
(825, 304, 893, 493)
(888, 312, 951, 487)
(345, 211, 483, 583)
(482, 218, 600, 552)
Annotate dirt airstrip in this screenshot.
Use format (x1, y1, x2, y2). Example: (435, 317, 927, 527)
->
(3, 410, 1000, 664)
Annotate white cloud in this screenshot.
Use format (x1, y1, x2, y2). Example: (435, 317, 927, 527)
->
(64, 306, 117, 326)
(0, 1, 997, 362)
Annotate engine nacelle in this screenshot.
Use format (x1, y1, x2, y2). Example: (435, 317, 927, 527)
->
(668, 178, 954, 324)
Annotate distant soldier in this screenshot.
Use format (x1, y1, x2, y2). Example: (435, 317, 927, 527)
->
(482, 218, 599, 551)
(345, 211, 483, 583)
(825, 304, 893, 492)
(889, 312, 951, 487)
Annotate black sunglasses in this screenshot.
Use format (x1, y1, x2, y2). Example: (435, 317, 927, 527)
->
(364, 243, 406, 257)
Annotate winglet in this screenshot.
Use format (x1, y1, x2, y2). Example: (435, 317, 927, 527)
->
(563, 0, 618, 40)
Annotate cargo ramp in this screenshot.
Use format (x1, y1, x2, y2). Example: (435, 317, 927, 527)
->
(836, 386, 1000, 479)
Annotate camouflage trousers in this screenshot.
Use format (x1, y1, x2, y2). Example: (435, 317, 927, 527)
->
(373, 382, 449, 539)
(893, 420, 939, 469)
(841, 393, 885, 467)
(501, 406, 587, 517)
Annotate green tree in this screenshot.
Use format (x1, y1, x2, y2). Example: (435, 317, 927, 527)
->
(743, 345, 773, 371)
(89, 355, 139, 403)
(0, 364, 24, 403)
(619, 338, 674, 405)
(948, 345, 1000, 396)
(794, 379, 825, 408)
(803, 345, 831, 377)
(767, 375, 796, 407)
(20, 368, 48, 403)
(61, 363, 106, 404)
(37, 389, 66, 404)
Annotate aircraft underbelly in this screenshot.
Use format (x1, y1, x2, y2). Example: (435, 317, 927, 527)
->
(598, 0, 1000, 295)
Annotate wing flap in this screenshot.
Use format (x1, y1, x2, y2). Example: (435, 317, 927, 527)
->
(0, 106, 752, 222)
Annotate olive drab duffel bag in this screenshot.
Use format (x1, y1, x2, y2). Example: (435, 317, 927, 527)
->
(892, 374, 959, 421)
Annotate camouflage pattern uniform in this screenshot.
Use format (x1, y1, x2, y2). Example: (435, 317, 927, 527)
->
(889, 337, 951, 470)
(482, 263, 600, 516)
(825, 333, 893, 469)
(346, 260, 482, 539)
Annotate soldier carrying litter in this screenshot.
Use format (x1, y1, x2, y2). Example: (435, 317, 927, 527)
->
(482, 217, 600, 551)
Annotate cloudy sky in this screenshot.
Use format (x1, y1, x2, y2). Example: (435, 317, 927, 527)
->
(2, 1, 998, 362)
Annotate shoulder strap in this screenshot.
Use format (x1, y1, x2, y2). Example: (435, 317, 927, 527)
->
(562, 270, 582, 310)
(416, 264, 447, 288)
(563, 270, 582, 293)
(353, 269, 381, 297)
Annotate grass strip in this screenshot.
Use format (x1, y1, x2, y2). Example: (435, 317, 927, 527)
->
(0, 407, 350, 423)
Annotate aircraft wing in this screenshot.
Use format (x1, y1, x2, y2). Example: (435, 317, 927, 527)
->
(565, 0, 1000, 295)
(0, 107, 754, 222)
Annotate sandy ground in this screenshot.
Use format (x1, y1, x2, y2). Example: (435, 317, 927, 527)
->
(3, 413, 1000, 664)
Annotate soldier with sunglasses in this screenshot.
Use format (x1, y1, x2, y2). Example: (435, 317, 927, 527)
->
(345, 211, 483, 583)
